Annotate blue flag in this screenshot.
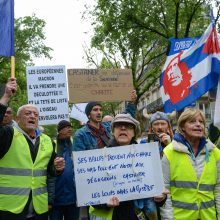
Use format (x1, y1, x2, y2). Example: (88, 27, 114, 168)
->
(0, 0, 14, 57)
(160, 22, 220, 113)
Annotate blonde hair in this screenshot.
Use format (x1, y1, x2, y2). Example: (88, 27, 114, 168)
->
(177, 108, 207, 137)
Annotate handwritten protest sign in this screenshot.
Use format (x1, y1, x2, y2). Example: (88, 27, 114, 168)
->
(73, 143, 164, 206)
(67, 69, 133, 103)
(26, 66, 69, 125)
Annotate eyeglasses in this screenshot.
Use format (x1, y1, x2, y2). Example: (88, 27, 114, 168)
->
(114, 122, 135, 129)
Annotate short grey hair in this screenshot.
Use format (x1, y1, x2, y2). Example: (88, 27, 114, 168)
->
(16, 104, 39, 116)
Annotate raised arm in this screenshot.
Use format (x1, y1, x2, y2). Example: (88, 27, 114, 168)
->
(0, 78, 17, 158)
(124, 90, 137, 118)
(0, 77, 17, 106)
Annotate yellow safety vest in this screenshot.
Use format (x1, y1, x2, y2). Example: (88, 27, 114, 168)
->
(89, 205, 114, 220)
(0, 128, 53, 214)
(216, 136, 220, 149)
(164, 143, 220, 220)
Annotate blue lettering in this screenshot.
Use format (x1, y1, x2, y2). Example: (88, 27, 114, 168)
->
(108, 153, 126, 161)
(102, 190, 115, 197)
(88, 156, 104, 163)
(123, 172, 145, 180)
(77, 157, 87, 164)
(92, 192, 100, 198)
(120, 163, 132, 168)
(117, 188, 129, 195)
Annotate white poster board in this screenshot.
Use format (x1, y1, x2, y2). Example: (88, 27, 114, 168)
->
(26, 66, 69, 125)
(70, 103, 88, 124)
(73, 143, 164, 206)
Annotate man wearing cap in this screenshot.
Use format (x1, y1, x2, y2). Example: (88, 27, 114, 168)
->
(141, 111, 174, 156)
(49, 120, 79, 220)
(73, 90, 137, 151)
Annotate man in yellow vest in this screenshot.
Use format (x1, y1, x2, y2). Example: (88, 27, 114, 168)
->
(0, 78, 65, 220)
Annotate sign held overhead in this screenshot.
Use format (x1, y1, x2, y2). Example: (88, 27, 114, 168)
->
(68, 69, 133, 103)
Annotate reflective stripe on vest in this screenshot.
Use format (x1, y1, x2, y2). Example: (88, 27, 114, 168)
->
(0, 187, 30, 195)
(33, 186, 47, 196)
(164, 143, 220, 220)
(170, 180, 215, 191)
(0, 167, 47, 176)
(0, 128, 53, 214)
(172, 199, 215, 210)
(0, 186, 47, 196)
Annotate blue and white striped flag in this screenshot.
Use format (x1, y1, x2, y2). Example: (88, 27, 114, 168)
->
(160, 22, 220, 113)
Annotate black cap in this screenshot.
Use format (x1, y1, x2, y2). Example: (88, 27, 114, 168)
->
(85, 102, 102, 117)
(57, 120, 72, 132)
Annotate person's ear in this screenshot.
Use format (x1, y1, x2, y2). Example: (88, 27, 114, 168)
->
(15, 116, 19, 123)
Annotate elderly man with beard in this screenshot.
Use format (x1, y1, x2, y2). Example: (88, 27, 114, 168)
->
(141, 111, 174, 157)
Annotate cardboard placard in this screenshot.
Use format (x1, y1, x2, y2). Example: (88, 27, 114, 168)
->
(68, 69, 133, 103)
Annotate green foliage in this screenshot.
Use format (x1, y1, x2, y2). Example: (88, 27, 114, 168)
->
(101, 102, 120, 116)
(0, 15, 53, 113)
(42, 125, 57, 139)
(85, 0, 219, 104)
(71, 118, 83, 136)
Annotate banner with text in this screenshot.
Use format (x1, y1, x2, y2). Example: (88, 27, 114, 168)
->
(73, 143, 164, 206)
(26, 66, 69, 125)
(68, 69, 133, 103)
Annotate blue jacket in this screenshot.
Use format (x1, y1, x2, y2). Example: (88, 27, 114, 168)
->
(73, 102, 136, 151)
(54, 138, 76, 205)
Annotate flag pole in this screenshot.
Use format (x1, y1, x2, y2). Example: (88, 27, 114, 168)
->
(11, 56, 15, 78)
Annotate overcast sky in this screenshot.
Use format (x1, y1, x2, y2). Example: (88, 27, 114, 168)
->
(15, 0, 94, 69)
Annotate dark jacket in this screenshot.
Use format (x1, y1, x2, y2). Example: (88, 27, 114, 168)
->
(73, 102, 136, 152)
(47, 174, 56, 206)
(53, 137, 77, 205)
(107, 138, 139, 220)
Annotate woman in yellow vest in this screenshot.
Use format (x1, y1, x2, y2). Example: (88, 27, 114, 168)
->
(160, 108, 220, 220)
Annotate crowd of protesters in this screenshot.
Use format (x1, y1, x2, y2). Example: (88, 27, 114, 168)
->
(1, 77, 220, 220)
